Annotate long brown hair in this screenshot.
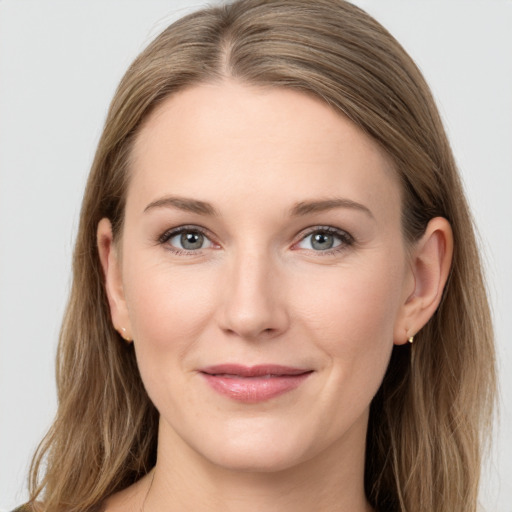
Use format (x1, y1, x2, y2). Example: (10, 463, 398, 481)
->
(28, 1, 495, 511)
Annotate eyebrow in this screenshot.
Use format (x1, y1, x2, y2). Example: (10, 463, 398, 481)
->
(143, 195, 373, 219)
(290, 198, 374, 218)
(144, 196, 218, 216)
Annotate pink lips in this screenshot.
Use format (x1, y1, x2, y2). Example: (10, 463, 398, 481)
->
(199, 364, 312, 403)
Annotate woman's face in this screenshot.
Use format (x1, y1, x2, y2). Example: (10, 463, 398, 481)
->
(102, 82, 416, 472)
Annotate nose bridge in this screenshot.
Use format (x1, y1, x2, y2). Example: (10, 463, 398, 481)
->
(219, 245, 288, 339)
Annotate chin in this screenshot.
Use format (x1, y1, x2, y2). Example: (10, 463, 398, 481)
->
(183, 417, 326, 474)
(203, 442, 308, 474)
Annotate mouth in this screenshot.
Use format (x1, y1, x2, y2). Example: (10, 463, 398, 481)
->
(199, 364, 313, 403)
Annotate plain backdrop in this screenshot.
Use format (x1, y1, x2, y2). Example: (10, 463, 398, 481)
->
(1, 1, 511, 510)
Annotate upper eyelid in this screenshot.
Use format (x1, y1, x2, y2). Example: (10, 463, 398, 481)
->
(159, 224, 213, 243)
(296, 225, 353, 240)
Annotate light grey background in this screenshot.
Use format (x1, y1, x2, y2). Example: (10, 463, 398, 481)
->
(1, 1, 511, 510)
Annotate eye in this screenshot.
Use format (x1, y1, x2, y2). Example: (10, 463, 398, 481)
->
(160, 227, 214, 252)
(296, 227, 353, 252)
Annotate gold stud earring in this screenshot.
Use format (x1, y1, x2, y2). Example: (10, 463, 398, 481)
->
(408, 335, 414, 344)
(120, 327, 132, 342)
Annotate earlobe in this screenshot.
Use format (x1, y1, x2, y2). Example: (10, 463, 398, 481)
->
(394, 217, 453, 345)
(97, 218, 132, 341)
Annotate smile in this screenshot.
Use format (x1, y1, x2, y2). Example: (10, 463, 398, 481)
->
(199, 364, 313, 403)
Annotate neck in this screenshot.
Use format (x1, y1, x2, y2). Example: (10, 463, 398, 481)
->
(144, 416, 373, 512)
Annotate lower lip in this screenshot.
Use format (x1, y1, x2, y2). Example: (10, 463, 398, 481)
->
(201, 373, 311, 403)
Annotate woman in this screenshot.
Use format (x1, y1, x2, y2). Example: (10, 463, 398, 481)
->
(21, 1, 496, 511)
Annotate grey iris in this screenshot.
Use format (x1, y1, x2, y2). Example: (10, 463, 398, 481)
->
(311, 232, 334, 250)
(181, 232, 204, 250)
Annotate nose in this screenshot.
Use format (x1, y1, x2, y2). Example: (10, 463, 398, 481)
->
(217, 249, 290, 341)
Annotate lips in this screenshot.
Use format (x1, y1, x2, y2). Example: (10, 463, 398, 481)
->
(199, 364, 312, 403)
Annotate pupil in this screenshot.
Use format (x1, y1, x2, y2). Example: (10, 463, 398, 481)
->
(181, 232, 203, 250)
(312, 232, 333, 250)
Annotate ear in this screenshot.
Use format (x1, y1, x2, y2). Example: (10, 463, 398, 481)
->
(394, 217, 453, 345)
(97, 218, 133, 342)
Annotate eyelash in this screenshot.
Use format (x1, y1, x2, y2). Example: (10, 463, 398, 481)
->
(157, 225, 354, 256)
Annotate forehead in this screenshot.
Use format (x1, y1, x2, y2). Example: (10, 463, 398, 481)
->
(128, 81, 401, 219)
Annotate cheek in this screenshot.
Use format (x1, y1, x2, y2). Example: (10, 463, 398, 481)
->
(293, 255, 405, 370)
(289, 257, 406, 440)
(121, 258, 224, 417)
(124, 253, 214, 330)
(122, 256, 219, 374)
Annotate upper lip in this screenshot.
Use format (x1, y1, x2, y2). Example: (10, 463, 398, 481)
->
(199, 364, 312, 377)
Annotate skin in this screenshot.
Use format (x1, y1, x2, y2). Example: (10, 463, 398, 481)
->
(98, 81, 452, 512)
